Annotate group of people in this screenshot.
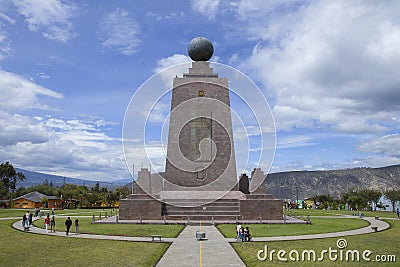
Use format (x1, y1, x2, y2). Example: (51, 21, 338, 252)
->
(21, 211, 33, 231)
(64, 217, 79, 235)
(45, 215, 79, 235)
(22, 210, 79, 235)
(236, 222, 252, 242)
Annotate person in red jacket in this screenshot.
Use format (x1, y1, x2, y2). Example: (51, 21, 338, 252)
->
(44, 214, 50, 233)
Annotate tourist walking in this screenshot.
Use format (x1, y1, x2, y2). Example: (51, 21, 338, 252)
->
(44, 214, 50, 233)
(25, 211, 30, 225)
(22, 214, 28, 231)
(65, 217, 72, 235)
(28, 212, 33, 226)
(235, 222, 242, 241)
(50, 216, 56, 232)
(397, 208, 399, 219)
(75, 219, 79, 234)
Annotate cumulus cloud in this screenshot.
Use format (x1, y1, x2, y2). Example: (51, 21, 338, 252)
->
(155, 54, 192, 72)
(0, 68, 127, 180)
(0, 70, 63, 111)
(191, 0, 221, 18)
(358, 134, 400, 157)
(13, 0, 77, 42)
(0, 113, 127, 180)
(100, 8, 140, 56)
(239, 1, 400, 134)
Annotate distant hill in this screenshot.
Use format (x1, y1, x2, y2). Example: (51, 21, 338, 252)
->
(16, 165, 400, 198)
(265, 165, 400, 199)
(16, 168, 131, 189)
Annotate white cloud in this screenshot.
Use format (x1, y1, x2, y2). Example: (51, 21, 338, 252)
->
(0, 113, 127, 180)
(191, 0, 221, 18)
(0, 12, 14, 60)
(155, 54, 192, 72)
(13, 0, 77, 42)
(277, 135, 316, 149)
(240, 1, 400, 134)
(100, 8, 140, 56)
(358, 134, 400, 157)
(0, 68, 127, 180)
(0, 70, 63, 111)
(145, 11, 185, 21)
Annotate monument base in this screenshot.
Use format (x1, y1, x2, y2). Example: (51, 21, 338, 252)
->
(119, 190, 283, 221)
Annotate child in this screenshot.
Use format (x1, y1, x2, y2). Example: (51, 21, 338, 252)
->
(75, 219, 79, 234)
(50, 216, 56, 232)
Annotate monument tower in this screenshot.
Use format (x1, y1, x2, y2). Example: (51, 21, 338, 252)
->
(164, 37, 237, 190)
(119, 37, 283, 221)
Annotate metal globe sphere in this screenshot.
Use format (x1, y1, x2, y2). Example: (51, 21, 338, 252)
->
(188, 37, 214, 61)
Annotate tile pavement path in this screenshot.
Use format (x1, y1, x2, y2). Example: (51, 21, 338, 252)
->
(11, 216, 391, 267)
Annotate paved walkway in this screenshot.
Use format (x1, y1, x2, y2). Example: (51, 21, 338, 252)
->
(157, 225, 245, 267)
(11, 216, 391, 267)
(235, 216, 390, 242)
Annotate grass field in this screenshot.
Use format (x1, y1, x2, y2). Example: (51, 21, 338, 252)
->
(217, 218, 370, 238)
(232, 219, 400, 266)
(33, 217, 185, 238)
(0, 219, 169, 266)
(0, 208, 114, 218)
(285, 209, 399, 218)
(2, 208, 399, 266)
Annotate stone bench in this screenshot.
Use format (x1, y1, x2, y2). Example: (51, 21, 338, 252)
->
(371, 226, 378, 232)
(150, 235, 162, 241)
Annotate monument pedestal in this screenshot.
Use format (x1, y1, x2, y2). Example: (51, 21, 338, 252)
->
(119, 168, 283, 221)
(120, 39, 282, 222)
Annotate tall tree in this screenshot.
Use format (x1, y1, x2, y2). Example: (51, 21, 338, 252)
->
(360, 189, 382, 211)
(384, 189, 400, 212)
(0, 161, 25, 199)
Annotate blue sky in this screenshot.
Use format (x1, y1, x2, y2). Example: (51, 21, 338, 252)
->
(0, 0, 400, 181)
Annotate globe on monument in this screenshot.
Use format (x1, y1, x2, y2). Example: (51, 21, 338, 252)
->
(188, 37, 214, 61)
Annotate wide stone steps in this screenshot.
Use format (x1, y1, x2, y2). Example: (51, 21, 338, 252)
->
(164, 199, 240, 220)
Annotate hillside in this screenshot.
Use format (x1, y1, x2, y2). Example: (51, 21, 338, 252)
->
(265, 165, 400, 199)
(16, 168, 131, 189)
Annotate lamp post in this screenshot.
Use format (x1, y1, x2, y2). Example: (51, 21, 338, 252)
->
(295, 186, 299, 209)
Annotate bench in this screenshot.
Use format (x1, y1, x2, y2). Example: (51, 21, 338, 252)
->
(371, 226, 378, 232)
(150, 235, 162, 241)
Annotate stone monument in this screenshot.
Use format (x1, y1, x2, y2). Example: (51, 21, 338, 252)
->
(119, 37, 282, 221)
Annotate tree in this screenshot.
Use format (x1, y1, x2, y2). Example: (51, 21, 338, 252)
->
(40, 197, 48, 208)
(360, 189, 382, 211)
(0, 161, 26, 199)
(384, 189, 400, 212)
(340, 188, 368, 210)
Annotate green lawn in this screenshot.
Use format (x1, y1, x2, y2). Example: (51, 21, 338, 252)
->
(232, 219, 400, 266)
(218, 218, 370, 238)
(286, 209, 398, 218)
(33, 217, 185, 238)
(0, 208, 114, 218)
(0, 220, 169, 267)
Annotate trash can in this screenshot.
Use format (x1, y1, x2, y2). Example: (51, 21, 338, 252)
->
(196, 230, 205, 240)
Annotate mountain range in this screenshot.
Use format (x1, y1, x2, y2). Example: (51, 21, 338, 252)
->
(15, 165, 400, 199)
(16, 168, 131, 189)
(265, 164, 400, 199)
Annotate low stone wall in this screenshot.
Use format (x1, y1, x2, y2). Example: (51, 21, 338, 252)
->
(119, 197, 162, 220)
(239, 199, 283, 220)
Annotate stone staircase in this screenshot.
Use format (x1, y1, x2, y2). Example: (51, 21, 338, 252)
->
(164, 198, 241, 220)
